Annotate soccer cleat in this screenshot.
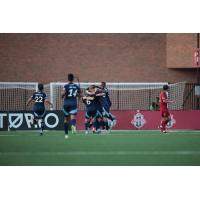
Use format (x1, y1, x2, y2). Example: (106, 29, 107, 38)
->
(96, 129, 101, 134)
(71, 125, 77, 134)
(65, 135, 69, 139)
(92, 127, 96, 134)
(109, 121, 114, 129)
(161, 130, 167, 134)
(112, 119, 117, 127)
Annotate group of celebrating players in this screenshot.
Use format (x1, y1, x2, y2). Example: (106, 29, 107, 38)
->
(26, 73, 117, 138)
(26, 73, 174, 137)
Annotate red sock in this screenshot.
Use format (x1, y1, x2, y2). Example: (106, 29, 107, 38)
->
(161, 120, 166, 131)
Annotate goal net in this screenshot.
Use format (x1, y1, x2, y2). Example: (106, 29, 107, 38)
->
(0, 82, 38, 111)
(0, 82, 186, 112)
(49, 82, 186, 111)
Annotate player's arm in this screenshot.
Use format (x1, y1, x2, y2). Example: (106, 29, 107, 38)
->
(83, 96, 94, 100)
(45, 99, 53, 109)
(161, 95, 175, 104)
(61, 90, 66, 99)
(85, 89, 95, 95)
(77, 87, 83, 98)
(26, 97, 33, 106)
(95, 91, 106, 96)
(85, 89, 96, 97)
(82, 96, 94, 104)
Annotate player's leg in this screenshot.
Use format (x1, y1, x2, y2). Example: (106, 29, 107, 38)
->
(63, 105, 70, 138)
(94, 110, 102, 133)
(33, 109, 39, 125)
(69, 105, 78, 134)
(85, 112, 91, 134)
(38, 110, 46, 135)
(33, 107, 45, 135)
(70, 115, 77, 134)
(108, 112, 117, 127)
(102, 107, 111, 132)
(160, 111, 171, 133)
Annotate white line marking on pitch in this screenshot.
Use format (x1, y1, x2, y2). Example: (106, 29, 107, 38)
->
(0, 151, 200, 156)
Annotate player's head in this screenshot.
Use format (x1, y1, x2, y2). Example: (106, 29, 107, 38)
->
(88, 85, 96, 92)
(101, 82, 106, 88)
(38, 83, 44, 91)
(163, 85, 169, 91)
(68, 73, 74, 82)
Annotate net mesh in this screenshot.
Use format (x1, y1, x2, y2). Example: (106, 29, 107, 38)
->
(0, 82, 38, 111)
(50, 82, 186, 111)
(0, 82, 186, 111)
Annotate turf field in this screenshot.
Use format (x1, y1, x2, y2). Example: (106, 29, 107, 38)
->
(0, 130, 200, 166)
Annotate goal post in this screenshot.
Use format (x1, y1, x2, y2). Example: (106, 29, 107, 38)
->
(0, 82, 38, 111)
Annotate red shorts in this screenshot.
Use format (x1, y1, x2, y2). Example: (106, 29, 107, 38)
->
(160, 109, 170, 118)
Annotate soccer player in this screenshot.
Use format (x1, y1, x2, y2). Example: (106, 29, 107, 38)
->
(26, 83, 53, 135)
(100, 82, 117, 128)
(61, 73, 81, 138)
(159, 85, 175, 133)
(82, 85, 101, 134)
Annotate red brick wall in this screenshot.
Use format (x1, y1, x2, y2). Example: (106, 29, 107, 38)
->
(167, 33, 196, 68)
(0, 33, 197, 83)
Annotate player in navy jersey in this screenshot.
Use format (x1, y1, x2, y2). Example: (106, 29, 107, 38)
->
(82, 85, 102, 134)
(100, 82, 117, 128)
(26, 83, 53, 135)
(94, 88, 110, 131)
(61, 73, 81, 138)
(86, 82, 117, 131)
(85, 85, 110, 132)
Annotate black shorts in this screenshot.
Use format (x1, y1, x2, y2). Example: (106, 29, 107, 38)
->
(33, 107, 45, 119)
(85, 110, 98, 119)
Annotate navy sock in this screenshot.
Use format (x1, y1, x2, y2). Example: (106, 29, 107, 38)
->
(100, 120, 104, 129)
(94, 121, 100, 130)
(71, 119, 76, 126)
(64, 122, 68, 135)
(104, 121, 109, 130)
(41, 120, 44, 131)
(89, 122, 93, 128)
(85, 121, 90, 130)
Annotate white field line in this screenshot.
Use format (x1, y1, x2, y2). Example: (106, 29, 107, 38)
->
(0, 151, 200, 156)
(1, 131, 200, 137)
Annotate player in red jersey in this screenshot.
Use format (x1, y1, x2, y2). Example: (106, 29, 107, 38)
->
(159, 85, 175, 133)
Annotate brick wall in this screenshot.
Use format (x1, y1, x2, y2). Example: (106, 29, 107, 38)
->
(166, 33, 196, 68)
(0, 33, 197, 83)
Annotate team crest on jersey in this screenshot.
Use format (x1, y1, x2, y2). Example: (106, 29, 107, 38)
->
(166, 114, 176, 128)
(131, 110, 146, 129)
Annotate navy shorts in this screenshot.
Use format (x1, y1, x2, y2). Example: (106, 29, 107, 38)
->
(63, 104, 78, 116)
(33, 107, 45, 119)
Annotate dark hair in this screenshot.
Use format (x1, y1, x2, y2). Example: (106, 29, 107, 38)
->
(101, 82, 106, 87)
(163, 85, 169, 90)
(89, 85, 96, 89)
(38, 83, 44, 91)
(68, 73, 74, 82)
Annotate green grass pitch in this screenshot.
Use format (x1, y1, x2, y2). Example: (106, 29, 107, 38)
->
(0, 130, 200, 166)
